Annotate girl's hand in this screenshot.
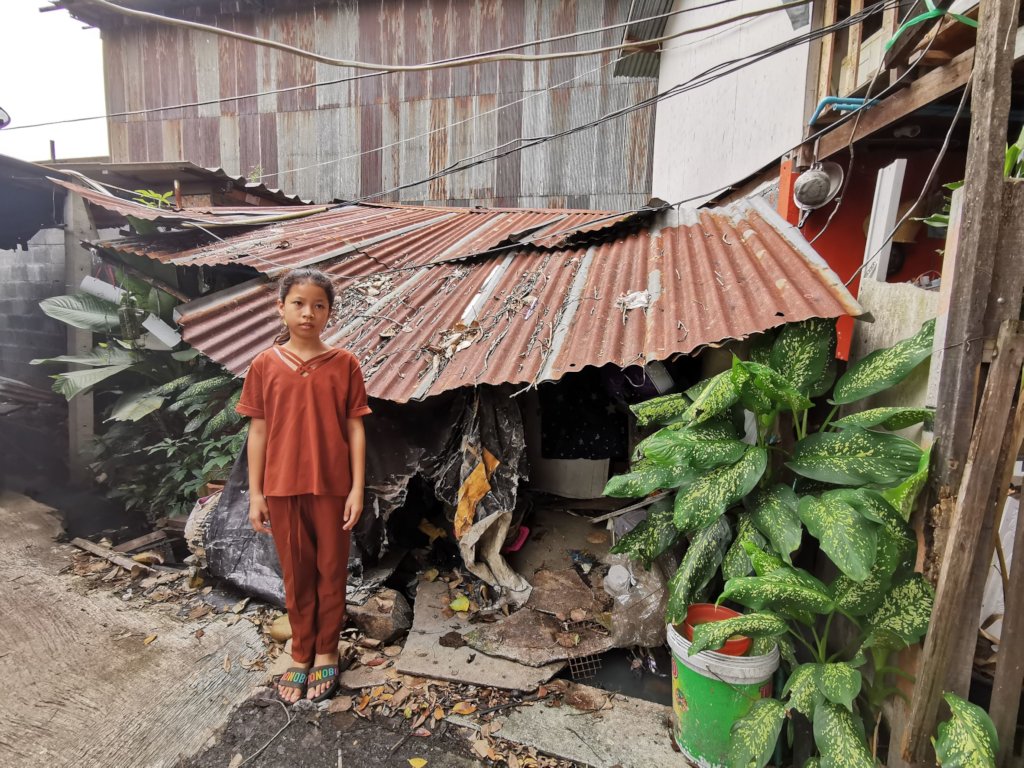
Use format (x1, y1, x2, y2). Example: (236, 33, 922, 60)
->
(343, 490, 363, 531)
(249, 492, 271, 534)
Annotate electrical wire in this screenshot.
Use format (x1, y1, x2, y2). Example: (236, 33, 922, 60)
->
(79, 0, 811, 72)
(11, 0, 748, 132)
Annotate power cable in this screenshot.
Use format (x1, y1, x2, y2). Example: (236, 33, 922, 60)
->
(12, 0, 747, 131)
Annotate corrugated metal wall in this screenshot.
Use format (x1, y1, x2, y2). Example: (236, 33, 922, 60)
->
(101, 0, 656, 209)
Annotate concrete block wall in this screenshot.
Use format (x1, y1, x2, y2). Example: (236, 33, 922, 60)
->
(0, 228, 68, 390)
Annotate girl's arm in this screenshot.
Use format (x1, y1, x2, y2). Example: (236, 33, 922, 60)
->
(343, 416, 366, 531)
(247, 418, 271, 533)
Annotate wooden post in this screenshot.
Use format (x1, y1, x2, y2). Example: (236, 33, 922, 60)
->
(63, 192, 97, 486)
(903, 322, 1024, 763)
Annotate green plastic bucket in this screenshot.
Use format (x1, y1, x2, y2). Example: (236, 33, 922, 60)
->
(667, 623, 779, 768)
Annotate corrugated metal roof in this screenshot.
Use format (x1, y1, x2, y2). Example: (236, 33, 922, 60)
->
(175, 196, 862, 403)
(614, 0, 674, 78)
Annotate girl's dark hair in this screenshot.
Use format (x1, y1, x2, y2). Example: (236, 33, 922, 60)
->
(274, 268, 336, 345)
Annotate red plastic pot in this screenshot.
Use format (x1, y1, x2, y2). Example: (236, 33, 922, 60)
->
(682, 603, 752, 656)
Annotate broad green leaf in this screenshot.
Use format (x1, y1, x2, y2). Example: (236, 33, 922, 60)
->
(603, 462, 695, 498)
(107, 388, 166, 422)
(674, 446, 768, 531)
(732, 358, 813, 416)
(721, 565, 834, 616)
(31, 346, 139, 367)
(832, 406, 934, 431)
(689, 611, 787, 656)
(833, 528, 915, 617)
(643, 432, 747, 472)
(934, 692, 999, 768)
(743, 539, 784, 576)
(798, 492, 880, 582)
(783, 664, 820, 717)
(769, 317, 837, 395)
(749, 331, 775, 366)
(814, 702, 874, 768)
(631, 393, 691, 427)
(666, 516, 732, 623)
(749, 485, 803, 564)
(750, 636, 778, 657)
(817, 662, 862, 712)
(681, 370, 741, 426)
(788, 427, 924, 487)
(832, 318, 935, 405)
(51, 364, 135, 400)
(862, 574, 934, 651)
(728, 698, 786, 768)
(722, 514, 768, 580)
(39, 293, 120, 333)
(609, 498, 679, 568)
(631, 418, 739, 462)
(882, 445, 931, 522)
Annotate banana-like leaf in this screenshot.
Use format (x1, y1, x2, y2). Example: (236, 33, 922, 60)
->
(609, 498, 679, 568)
(788, 427, 924, 487)
(603, 461, 696, 498)
(749, 485, 803, 564)
(689, 611, 787, 656)
(882, 445, 931, 522)
(769, 317, 837, 395)
(51, 364, 135, 400)
(681, 370, 741, 427)
(798, 491, 880, 582)
(722, 514, 768, 580)
(631, 393, 691, 427)
(832, 318, 935, 405)
(832, 406, 934, 431)
(32, 345, 139, 367)
(674, 446, 767, 532)
(107, 387, 166, 422)
(666, 516, 732, 623)
(721, 565, 834, 616)
(933, 692, 999, 768)
(862, 574, 934, 651)
(732, 358, 813, 416)
(814, 702, 874, 768)
(727, 698, 786, 768)
(39, 293, 121, 333)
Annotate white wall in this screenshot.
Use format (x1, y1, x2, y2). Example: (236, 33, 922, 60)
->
(651, 0, 812, 205)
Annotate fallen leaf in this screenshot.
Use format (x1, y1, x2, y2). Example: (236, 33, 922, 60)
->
(411, 711, 428, 729)
(223, 654, 232, 672)
(391, 686, 411, 709)
(451, 701, 477, 715)
(438, 631, 466, 648)
(143, 634, 158, 646)
(554, 632, 580, 648)
(328, 696, 354, 713)
(228, 753, 244, 768)
(569, 608, 588, 623)
(412, 727, 432, 738)
(423, 568, 439, 582)
(132, 550, 165, 565)
(408, 760, 428, 768)
(449, 595, 470, 612)
(441, 607, 455, 619)
(433, 706, 445, 721)
(188, 604, 213, 621)
(194, 628, 205, 640)
(231, 598, 250, 614)
(366, 657, 386, 667)
(472, 740, 492, 760)
(357, 694, 371, 711)
(418, 519, 447, 544)
(383, 645, 403, 657)
(508, 755, 520, 768)
(202, 586, 213, 595)
(586, 531, 609, 545)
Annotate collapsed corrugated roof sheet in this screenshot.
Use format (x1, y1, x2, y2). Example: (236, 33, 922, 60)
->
(170, 196, 861, 403)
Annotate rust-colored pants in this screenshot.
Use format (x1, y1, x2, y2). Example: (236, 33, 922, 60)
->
(266, 494, 350, 664)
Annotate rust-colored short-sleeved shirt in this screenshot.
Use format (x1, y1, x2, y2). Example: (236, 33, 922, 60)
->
(236, 346, 372, 497)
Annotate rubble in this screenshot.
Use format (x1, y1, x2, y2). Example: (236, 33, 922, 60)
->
(347, 587, 413, 642)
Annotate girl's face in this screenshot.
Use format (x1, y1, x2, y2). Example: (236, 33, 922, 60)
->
(278, 281, 331, 341)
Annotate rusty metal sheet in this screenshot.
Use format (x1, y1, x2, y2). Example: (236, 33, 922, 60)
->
(176, 196, 862, 403)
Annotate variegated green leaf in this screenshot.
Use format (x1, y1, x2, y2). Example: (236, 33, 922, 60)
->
(609, 498, 679, 567)
(743, 539, 784, 576)
(631, 393, 691, 427)
(862, 574, 934, 651)
(603, 461, 695, 498)
(788, 427, 924, 488)
(832, 406, 934, 431)
(750, 636, 778, 657)
(733, 358, 814, 416)
(728, 698, 786, 768)
(934, 692, 999, 768)
(833, 528, 915, 617)
(783, 663, 821, 717)
(681, 370, 741, 427)
(814, 702, 874, 768)
(749, 484, 803, 564)
(689, 611, 787, 656)
(722, 514, 768, 580)
(666, 516, 733, 623)
(882, 445, 931, 522)
(798, 492, 880, 582)
(674, 446, 768, 532)
(806, 759, 821, 768)
(817, 662, 862, 712)
(644, 432, 748, 471)
(832, 318, 935, 405)
(769, 317, 837, 396)
(721, 565, 834, 616)
(749, 331, 775, 366)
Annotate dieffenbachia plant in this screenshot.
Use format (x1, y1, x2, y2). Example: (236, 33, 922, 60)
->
(606, 317, 938, 766)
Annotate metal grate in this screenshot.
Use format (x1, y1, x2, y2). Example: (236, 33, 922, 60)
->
(564, 620, 607, 681)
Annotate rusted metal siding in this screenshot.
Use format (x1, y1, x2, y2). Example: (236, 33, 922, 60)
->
(169, 196, 861, 401)
(96, 0, 656, 209)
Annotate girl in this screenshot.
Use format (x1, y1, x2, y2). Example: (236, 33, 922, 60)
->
(236, 268, 372, 704)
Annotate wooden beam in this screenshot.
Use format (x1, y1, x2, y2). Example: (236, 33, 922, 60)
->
(816, 0, 839, 106)
(72, 537, 155, 575)
(818, 24, 1024, 159)
(883, 0, 955, 69)
(902, 322, 1024, 763)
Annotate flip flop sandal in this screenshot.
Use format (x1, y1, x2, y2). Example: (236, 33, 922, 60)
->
(307, 663, 342, 703)
(274, 667, 308, 704)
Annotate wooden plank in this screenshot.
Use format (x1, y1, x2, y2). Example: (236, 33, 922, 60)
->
(846, 0, 865, 93)
(112, 530, 172, 554)
(72, 537, 156, 575)
(883, 0, 955, 69)
(816, 0, 839, 105)
(902, 321, 1024, 763)
(986, 181, 1024, 337)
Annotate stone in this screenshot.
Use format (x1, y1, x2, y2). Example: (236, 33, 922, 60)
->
(347, 588, 411, 643)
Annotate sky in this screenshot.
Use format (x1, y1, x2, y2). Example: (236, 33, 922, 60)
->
(0, 0, 108, 162)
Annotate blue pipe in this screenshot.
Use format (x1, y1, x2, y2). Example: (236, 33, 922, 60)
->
(808, 96, 881, 127)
